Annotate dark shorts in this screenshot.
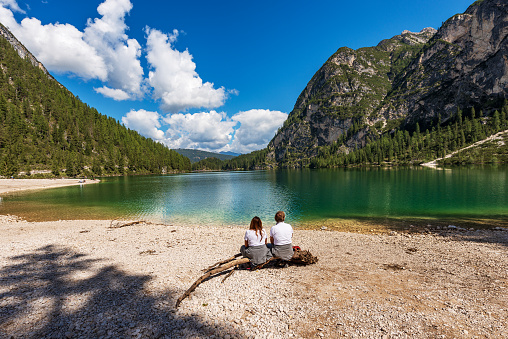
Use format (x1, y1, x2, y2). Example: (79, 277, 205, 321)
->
(240, 245, 272, 266)
(269, 243, 294, 261)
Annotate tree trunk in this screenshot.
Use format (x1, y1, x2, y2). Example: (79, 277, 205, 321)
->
(176, 257, 250, 308)
(175, 249, 318, 308)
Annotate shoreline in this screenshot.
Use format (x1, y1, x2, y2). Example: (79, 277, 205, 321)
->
(0, 178, 100, 195)
(1, 216, 506, 338)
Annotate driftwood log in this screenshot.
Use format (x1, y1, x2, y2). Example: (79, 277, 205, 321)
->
(176, 249, 318, 308)
(203, 253, 242, 272)
(109, 220, 146, 228)
(175, 257, 250, 308)
(109, 220, 162, 229)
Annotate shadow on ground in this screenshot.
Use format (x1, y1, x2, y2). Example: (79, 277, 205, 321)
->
(0, 245, 240, 338)
(307, 216, 508, 247)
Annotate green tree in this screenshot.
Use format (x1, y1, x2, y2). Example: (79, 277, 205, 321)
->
(65, 153, 77, 177)
(492, 110, 500, 132)
(92, 159, 102, 176)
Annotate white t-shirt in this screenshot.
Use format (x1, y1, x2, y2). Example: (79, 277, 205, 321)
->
(244, 229, 267, 247)
(270, 222, 293, 245)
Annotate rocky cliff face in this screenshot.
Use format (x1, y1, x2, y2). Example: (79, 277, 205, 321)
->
(267, 0, 507, 168)
(0, 23, 51, 77)
(383, 0, 508, 128)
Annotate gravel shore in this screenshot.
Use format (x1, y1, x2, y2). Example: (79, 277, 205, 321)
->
(0, 179, 100, 195)
(0, 215, 506, 338)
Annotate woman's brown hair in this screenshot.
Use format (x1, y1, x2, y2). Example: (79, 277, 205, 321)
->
(249, 216, 264, 239)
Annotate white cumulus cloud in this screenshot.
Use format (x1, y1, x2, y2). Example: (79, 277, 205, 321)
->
(84, 0, 144, 98)
(230, 109, 288, 153)
(0, 0, 24, 14)
(161, 111, 236, 150)
(121, 109, 165, 140)
(11, 18, 109, 80)
(145, 27, 227, 113)
(120, 109, 287, 154)
(95, 86, 131, 101)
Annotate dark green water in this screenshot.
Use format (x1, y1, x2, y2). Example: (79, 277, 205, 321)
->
(0, 167, 507, 227)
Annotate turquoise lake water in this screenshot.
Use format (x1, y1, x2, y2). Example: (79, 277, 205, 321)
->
(0, 167, 507, 227)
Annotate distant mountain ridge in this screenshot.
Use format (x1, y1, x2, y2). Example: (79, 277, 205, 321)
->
(174, 149, 238, 163)
(219, 151, 241, 157)
(265, 0, 508, 168)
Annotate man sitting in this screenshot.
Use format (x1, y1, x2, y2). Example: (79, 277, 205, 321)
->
(269, 211, 294, 262)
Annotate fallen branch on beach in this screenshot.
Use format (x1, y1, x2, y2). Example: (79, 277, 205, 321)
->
(203, 253, 242, 272)
(221, 268, 236, 283)
(176, 257, 250, 308)
(109, 220, 152, 229)
(176, 249, 318, 308)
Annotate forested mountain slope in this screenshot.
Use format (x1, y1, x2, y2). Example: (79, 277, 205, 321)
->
(265, 0, 508, 168)
(0, 23, 191, 177)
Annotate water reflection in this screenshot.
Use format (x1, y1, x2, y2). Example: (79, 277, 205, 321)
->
(0, 167, 507, 226)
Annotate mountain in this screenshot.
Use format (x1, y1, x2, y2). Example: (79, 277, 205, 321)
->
(192, 149, 267, 171)
(0, 23, 51, 78)
(220, 151, 241, 157)
(266, 0, 508, 168)
(174, 149, 237, 163)
(0, 23, 191, 177)
(381, 0, 508, 128)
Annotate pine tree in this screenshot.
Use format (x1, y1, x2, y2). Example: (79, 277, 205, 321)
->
(492, 110, 500, 132)
(51, 160, 60, 177)
(65, 153, 77, 177)
(501, 107, 507, 129)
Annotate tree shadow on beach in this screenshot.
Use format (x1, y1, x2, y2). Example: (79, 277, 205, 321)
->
(0, 245, 241, 338)
(435, 229, 508, 248)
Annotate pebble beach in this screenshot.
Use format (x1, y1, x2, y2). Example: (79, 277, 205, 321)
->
(0, 214, 507, 338)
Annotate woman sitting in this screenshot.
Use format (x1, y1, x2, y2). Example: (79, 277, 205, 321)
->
(240, 216, 272, 267)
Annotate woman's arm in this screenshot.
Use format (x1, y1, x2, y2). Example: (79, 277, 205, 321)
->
(245, 240, 249, 248)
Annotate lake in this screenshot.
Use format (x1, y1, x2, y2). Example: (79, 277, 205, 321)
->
(0, 167, 507, 228)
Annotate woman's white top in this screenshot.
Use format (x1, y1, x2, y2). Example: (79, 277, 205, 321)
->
(244, 229, 267, 247)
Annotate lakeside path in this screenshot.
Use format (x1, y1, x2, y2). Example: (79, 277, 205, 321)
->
(421, 129, 508, 168)
(0, 216, 506, 338)
(0, 178, 100, 195)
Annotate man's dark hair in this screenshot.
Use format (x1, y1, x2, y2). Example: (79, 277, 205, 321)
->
(275, 211, 285, 223)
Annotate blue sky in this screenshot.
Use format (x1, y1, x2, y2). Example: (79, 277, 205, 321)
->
(1, 0, 474, 153)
